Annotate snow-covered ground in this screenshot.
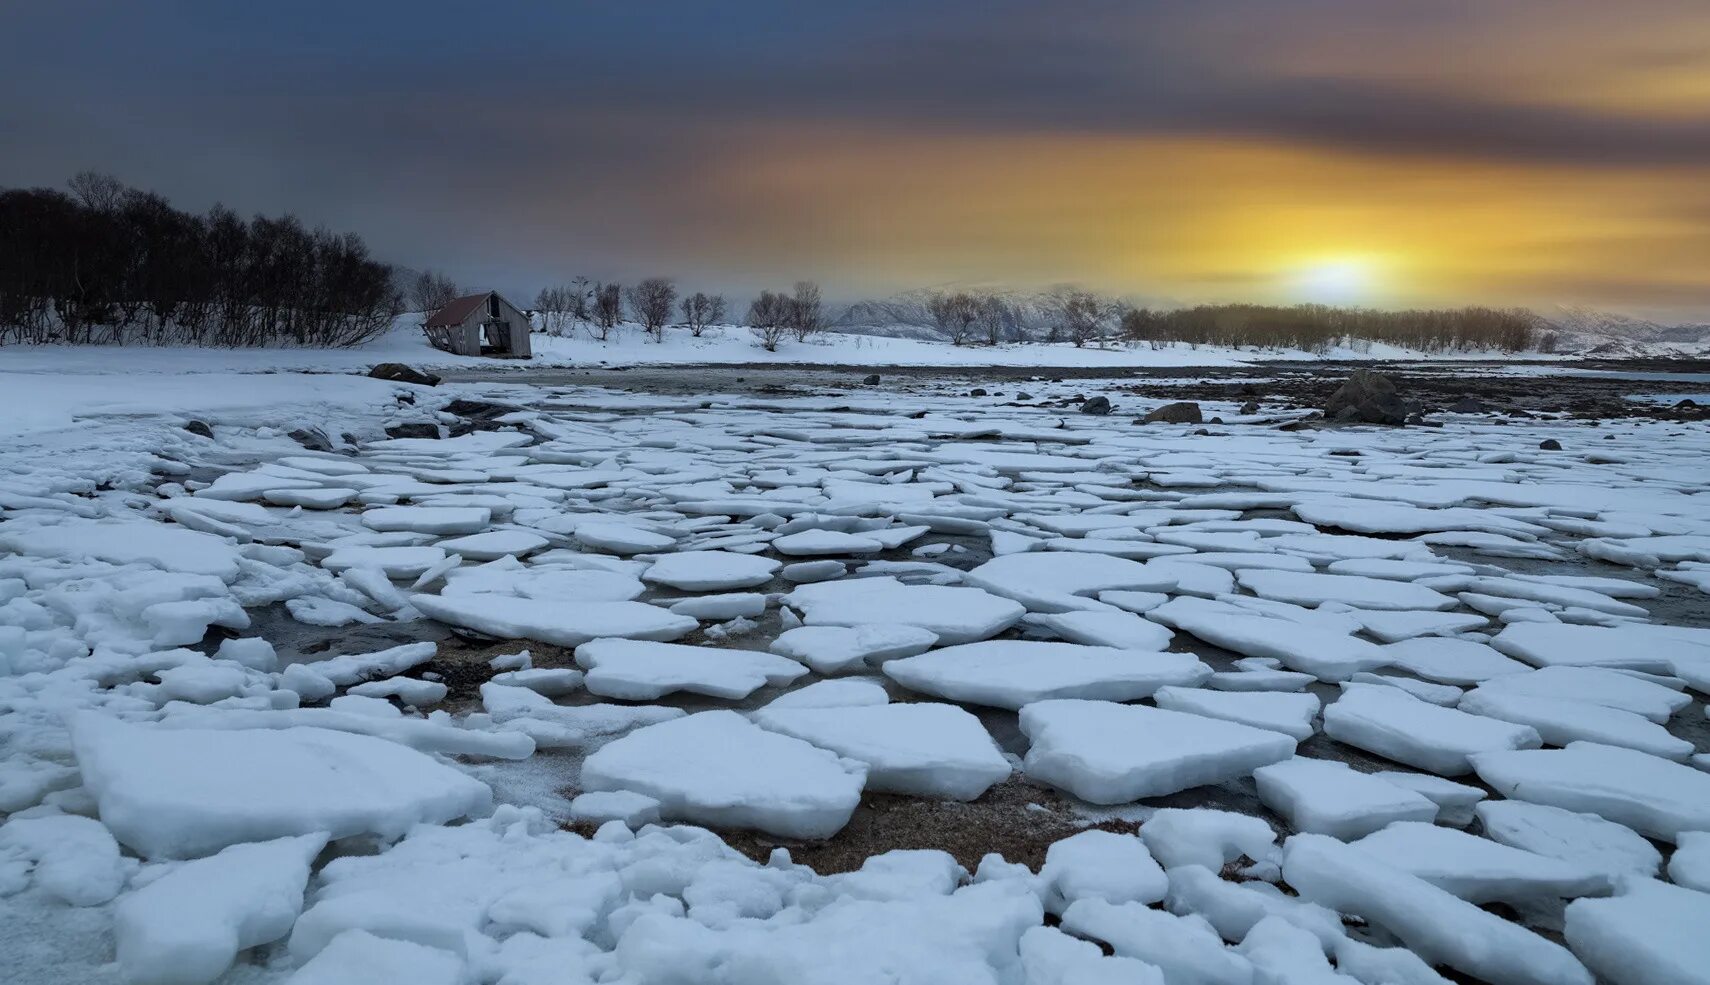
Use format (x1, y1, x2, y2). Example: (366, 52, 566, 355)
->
(2, 359, 1708, 985)
(0, 318, 1586, 376)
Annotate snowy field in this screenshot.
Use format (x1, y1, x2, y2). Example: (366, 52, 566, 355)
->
(2, 363, 1709, 985)
(0, 319, 1582, 376)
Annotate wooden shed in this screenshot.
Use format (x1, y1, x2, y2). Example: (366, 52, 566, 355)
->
(422, 291, 532, 358)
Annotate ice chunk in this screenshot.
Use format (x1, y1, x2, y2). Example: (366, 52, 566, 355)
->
(1670, 831, 1710, 893)
(753, 702, 1010, 800)
(1254, 758, 1437, 840)
(1282, 833, 1593, 985)
(1475, 801, 1661, 882)
(667, 592, 767, 619)
(772, 530, 884, 555)
(71, 714, 490, 858)
(1564, 878, 1709, 985)
(788, 576, 1025, 644)
(1236, 569, 1457, 611)
(1323, 684, 1540, 775)
(321, 545, 447, 579)
(579, 711, 866, 838)
(360, 506, 490, 535)
(885, 641, 1209, 709)
(0, 518, 242, 581)
(1020, 925, 1167, 985)
(284, 929, 462, 985)
(1236, 916, 1352, 985)
(569, 791, 661, 828)
(762, 678, 890, 709)
(1349, 609, 1489, 644)
(1154, 604, 1385, 682)
(1489, 623, 1681, 675)
(1472, 741, 1710, 843)
(1021, 699, 1296, 803)
(436, 530, 548, 560)
(573, 522, 676, 554)
(1372, 771, 1485, 827)
(115, 833, 326, 985)
(1351, 822, 1611, 905)
(1458, 687, 1693, 760)
(1470, 666, 1690, 723)
(1152, 686, 1320, 741)
(642, 551, 780, 590)
(1061, 898, 1255, 985)
(1139, 808, 1277, 872)
(575, 639, 807, 700)
(1026, 610, 1174, 650)
(966, 552, 1170, 612)
(770, 624, 938, 674)
(410, 592, 696, 646)
(0, 813, 126, 906)
(1379, 637, 1530, 686)
(1039, 830, 1168, 914)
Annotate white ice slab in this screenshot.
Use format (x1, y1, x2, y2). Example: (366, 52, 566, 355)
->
(410, 593, 696, 647)
(1351, 822, 1612, 905)
(575, 639, 808, 700)
(1323, 683, 1540, 775)
(1564, 878, 1709, 985)
(769, 624, 938, 674)
(1151, 686, 1320, 741)
(1475, 801, 1662, 882)
(1254, 757, 1437, 840)
(885, 641, 1209, 709)
(642, 550, 780, 591)
(752, 702, 1010, 800)
(1472, 741, 1710, 843)
(788, 577, 1024, 645)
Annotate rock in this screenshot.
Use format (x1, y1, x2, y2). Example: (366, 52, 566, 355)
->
(1017, 392, 1033, 400)
(1277, 420, 1314, 432)
(1539, 439, 1562, 450)
(1323, 370, 1406, 425)
(1080, 396, 1113, 415)
(863, 374, 881, 385)
(384, 423, 440, 440)
(1192, 428, 1211, 436)
(1141, 401, 1202, 425)
(287, 428, 334, 453)
(1676, 398, 1698, 409)
(1448, 397, 1488, 413)
(183, 420, 214, 439)
(970, 388, 988, 397)
(367, 363, 441, 386)
(1209, 417, 1224, 425)
(1239, 400, 1260, 415)
(444, 398, 518, 418)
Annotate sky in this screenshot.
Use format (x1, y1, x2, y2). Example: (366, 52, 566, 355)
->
(4, 1, 1709, 319)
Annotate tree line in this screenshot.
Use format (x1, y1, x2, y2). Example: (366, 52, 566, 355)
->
(504, 275, 820, 350)
(1118, 303, 1535, 353)
(0, 173, 400, 346)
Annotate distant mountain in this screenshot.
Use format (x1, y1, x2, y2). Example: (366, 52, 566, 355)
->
(1533, 305, 1710, 356)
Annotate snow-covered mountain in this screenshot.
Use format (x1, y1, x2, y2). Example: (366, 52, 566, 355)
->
(1532, 305, 1710, 356)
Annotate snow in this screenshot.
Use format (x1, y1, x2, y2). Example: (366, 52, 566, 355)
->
(1235, 569, 1458, 611)
(1564, 878, 1710, 985)
(1472, 741, 1710, 843)
(884, 641, 1210, 709)
(115, 833, 326, 985)
(575, 639, 807, 700)
(578, 711, 867, 838)
(1026, 609, 1175, 650)
(1458, 686, 1694, 760)
(1254, 758, 1438, 840)
(1322, 683, 1541, 775)
(752, 702, 1010, 800)
(1152, 603, 1387, 682)
(0, 518, 242, 581)
(1282, 834, 1593, 985)
(1138, 808, 1277, 872)
(1378, 637, 1530, 685)
(284, 929, 461, 985)
(71, 713, 491, 858)
(1353, 822, 1612, 905)
(1470, 665, 1691, 722)
(0, 813, 128, 906)
(1061, 899, 1256, 985)
(1021, 699, 1297, 803)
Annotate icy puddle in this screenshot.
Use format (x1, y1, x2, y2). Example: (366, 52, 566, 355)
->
(2, 371, 1709, 985)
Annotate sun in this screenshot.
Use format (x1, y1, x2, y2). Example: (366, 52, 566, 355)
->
(1294, 258, 1377, 304)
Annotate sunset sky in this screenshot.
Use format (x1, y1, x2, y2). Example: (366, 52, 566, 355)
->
(5, 1, 1709, 318)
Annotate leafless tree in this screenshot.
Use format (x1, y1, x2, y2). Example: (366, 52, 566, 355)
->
(680, 291, 725, 337)
(748, 290, 789, 351)
(591, 282, 623, 340)
(626, 277, 677, 342)
(1053, 289, 1108, 348)
(411, 270, 459, 314)
(786, 280, 823, 342)
(535, 284, 583, 336)
(973, 294, 1015, 345)
(926, 291, 979, 346)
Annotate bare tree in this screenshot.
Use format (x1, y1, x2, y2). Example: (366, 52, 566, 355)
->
(926, 291, 979, 346)
(786, 280, 823, 343)
(591, 282, 623, 340)
(1054, 289, 1107, 348)
(625, 277, 677, 342)
(680, 291, 725, 337)
(411, 270, 459, 313)
(974, 294, 1015, 345)
(748, 290, 789, 351)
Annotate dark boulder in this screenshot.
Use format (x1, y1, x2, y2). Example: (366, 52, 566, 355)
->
(384, 423, 441, 440)
(1016, 392, 1033, 401)
(368, 363, 441, 386)
(1448, 397, 1488, 413)
(1141, 401, 1203, 425)
(1323, 369, 1407, 425)
(183, 420, 214, 439)
(444, 398, 519, 418)
(1539, 438, 1562, 450)
(970, 388, 988, 397)
(863, 374, 881, 385)
(1239, 400, 1260, 415)
(1080, 396, 1113, 415)
(287, 427, 334, 452)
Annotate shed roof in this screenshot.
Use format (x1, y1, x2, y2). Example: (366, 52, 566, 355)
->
(423, 292, 493, 328)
